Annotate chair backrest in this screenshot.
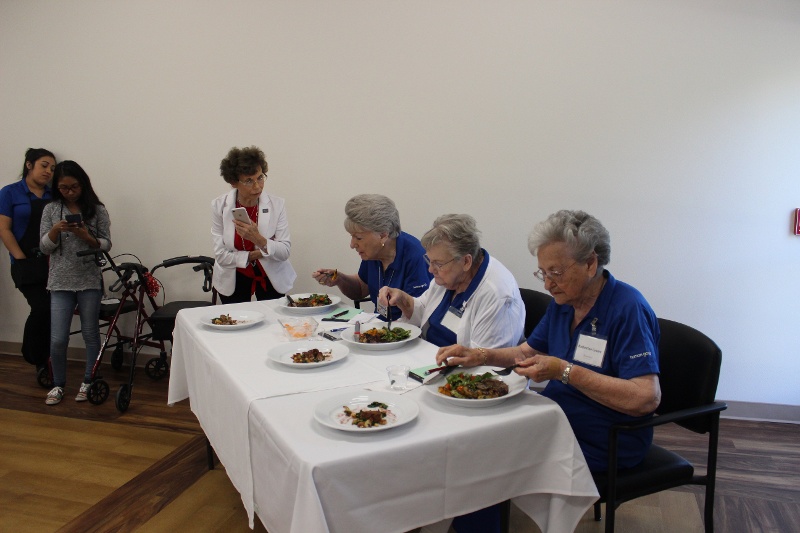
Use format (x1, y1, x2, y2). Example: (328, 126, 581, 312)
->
(655, 317, 723, 434)
(519, 288, 553, 338)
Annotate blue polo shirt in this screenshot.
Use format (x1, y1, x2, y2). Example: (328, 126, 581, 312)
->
(425, 249, 491, 347)
(0, 179, 52, 260)
(358, 231, 432, 321)
(528, 270, 660, 472)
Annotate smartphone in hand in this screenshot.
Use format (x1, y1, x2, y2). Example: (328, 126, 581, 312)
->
(65, 213, 83, 226)
(232, 207, 252, 224)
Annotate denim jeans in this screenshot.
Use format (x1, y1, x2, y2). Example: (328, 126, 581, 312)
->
(50, 289, 102, 387)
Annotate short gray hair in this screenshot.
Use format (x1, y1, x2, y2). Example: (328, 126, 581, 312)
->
(421, 214, 482, 260)
(343, 194, 401, 238)
(527, 210, 610, 267)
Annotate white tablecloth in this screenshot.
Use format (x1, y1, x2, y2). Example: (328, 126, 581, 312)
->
(167, 301, 598, 532)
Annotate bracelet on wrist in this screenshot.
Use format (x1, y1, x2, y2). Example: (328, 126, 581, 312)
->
(477, 347, 488, 366)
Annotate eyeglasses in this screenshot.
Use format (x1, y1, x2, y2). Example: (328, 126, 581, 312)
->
(239, 173, 267, 187)
(57, 184, 82, 193)
(533, 261, 577, 283)
(423, 254, 458, 271)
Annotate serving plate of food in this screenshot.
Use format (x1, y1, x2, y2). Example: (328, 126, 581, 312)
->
(279, 293, 341, 315)
(203, 311, 266, 330)
(425, 366, 528, 407)
(338, 324, 422, 351)
(314, 392, 419, 432)
(266, 340, 349, 368)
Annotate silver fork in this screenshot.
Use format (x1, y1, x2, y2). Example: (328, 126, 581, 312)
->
(492, 364, 519, 376)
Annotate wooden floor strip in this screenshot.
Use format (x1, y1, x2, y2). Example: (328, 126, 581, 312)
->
(57, 435, 208, 533)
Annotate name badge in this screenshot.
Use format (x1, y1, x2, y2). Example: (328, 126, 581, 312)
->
(441, 306, 463, 334)
(573, 333, 607, 367)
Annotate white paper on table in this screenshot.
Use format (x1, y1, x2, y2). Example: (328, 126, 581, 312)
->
(362, 379, 422, 394)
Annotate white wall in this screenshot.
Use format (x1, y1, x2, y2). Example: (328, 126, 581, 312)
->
(2, 0, 799, 406)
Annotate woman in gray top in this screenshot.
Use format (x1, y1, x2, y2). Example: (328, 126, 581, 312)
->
(39, 160, 111, 405)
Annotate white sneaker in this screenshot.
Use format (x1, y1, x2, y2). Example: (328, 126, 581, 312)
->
(46, 386, 64, 405)
(76, 382, 90, 402)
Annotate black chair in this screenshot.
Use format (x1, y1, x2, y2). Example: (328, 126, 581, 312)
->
(519, 288, 553, 337)
(353, 295, 372, 312)
(592, 317, 727, 532)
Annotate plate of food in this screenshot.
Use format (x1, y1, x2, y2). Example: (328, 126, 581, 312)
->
(425, 366, 528, 407)
(280, 293, 341, 315)
(314, 392, 419, 432)
(338, 324, 422, 351)
(203, 311, 266, 330)
(266, 340, 349, 368)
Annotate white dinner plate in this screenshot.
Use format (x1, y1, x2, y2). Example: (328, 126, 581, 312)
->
(425, 366, 528, 408)
(203, 311, 266, 330)
(279, 293, 341, 315)
(314, 392, 419, 432)
(338, 324, 422, 351)
(266, 340, 349, 369)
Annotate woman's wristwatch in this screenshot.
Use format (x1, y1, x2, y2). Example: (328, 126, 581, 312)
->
(561, 362, 574, 385)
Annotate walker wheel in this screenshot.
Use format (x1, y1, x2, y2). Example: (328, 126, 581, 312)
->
(87, 379, 110, 405)
(111, 345, 124, 370)
(145, 357, 169, 380)
(116, 383, 131, 412)
(37, 367, 53, 389)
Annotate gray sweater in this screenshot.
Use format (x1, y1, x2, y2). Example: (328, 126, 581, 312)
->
(39, 201, 112, 291)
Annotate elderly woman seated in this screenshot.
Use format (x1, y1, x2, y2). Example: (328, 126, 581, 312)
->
(434, 209, 661, 533)
(379, 213, 524, 350)
(313, 194, 431, 321)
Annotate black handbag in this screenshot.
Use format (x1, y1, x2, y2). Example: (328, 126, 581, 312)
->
(10, 256, 49, 288)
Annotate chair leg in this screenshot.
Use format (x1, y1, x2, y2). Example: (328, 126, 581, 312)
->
(594, 501, 602, 521)
(499, 499, 511, 533)
(605, 502, 616, 533)
(206, 437, 216, 470)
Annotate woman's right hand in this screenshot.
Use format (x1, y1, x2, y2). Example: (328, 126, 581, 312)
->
(312, 269, 338, 287)
(378, 287, 413, 318)
(47, 220, 70, 242)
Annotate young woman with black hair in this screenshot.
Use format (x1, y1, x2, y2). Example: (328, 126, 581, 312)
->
(39, 160, 111, 405)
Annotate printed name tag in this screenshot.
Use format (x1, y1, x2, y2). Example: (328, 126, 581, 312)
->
(441, 306, 463, 334)
(573, 333, 607, 367)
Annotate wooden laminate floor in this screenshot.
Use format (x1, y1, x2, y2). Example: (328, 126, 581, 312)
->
(0, 352, 798, 532)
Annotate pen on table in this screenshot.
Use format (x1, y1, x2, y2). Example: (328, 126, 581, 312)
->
(425, 365, 451, 375)
(329, 327, 348, 332)
(321, 310, 350, 322)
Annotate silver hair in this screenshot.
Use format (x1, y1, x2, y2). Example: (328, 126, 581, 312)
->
(421, 214, 482, 260)
(527, 210, 610, 267)
(343, 194, 401, 238)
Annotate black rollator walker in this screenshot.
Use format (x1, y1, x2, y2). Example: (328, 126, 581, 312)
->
(38, 250, 215, 412)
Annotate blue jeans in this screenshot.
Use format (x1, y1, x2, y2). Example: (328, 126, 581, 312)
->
(50, 289, 102, 387)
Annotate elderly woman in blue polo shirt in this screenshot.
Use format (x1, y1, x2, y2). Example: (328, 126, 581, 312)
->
(378, 213, 524, 349)
(434, 209, 661, 533)
(439, 209, 661, 469)
(312, 194, 431, 321)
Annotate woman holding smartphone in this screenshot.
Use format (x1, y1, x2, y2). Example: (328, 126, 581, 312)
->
(211, 146, 296, 303)
(39, 160, 111, 405)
